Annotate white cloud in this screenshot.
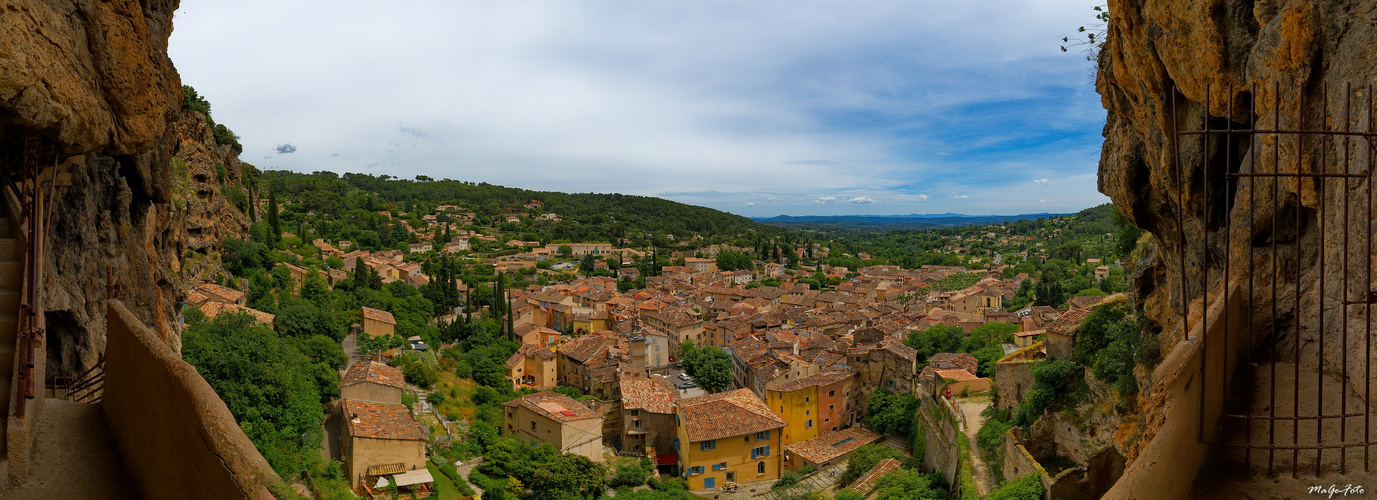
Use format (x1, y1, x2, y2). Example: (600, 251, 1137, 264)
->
(949, 194, 969, 199)
(1038, 199, 1049, 203)
(1033, 178, 1049, 185)
(745, 202, 756, 206)
(916, 194, 930, 201)
(814, 196, 837, 204)
(849, 196, 874, 204)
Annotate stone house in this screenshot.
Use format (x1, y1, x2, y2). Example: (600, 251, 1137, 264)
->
(994, 341, 1046, 410)
(617, 375, 679, 454)
(339, 399, 427, 489)
(504, 344, 559, 391)
(781, 426, 883, 473)
(1046, 308, 1090, 362)
(361, 306, 397, 337)
(340, 361, 406, 404)
(502, 391, 604, 462)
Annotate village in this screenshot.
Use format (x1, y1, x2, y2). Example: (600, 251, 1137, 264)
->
(180, 198, 1130, 499)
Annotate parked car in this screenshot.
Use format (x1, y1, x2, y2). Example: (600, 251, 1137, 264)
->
(678, 373, 692, 381)
(678, 382, 698, 389)
(674, 361, 683, 368)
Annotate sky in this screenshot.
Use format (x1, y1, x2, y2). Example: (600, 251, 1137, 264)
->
(168, 1, 1110, 218)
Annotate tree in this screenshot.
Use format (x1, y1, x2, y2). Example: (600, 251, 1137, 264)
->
(871, 469, 943, 500)
(681, 344, 732, 393)
(987, 473, 1045, 500)
(841, 444, 902, 485)
(267, 190, 282, 248)
(580, 254, 596, 274)
(558, 245, 573, 256)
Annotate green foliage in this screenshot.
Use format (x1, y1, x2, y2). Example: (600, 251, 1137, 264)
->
(478, 438, 607, 499)
(772, 471, 801, 490)
(181, 310, 330, 477)
(841, 444, 903, 486)
(182, 85, 211, 116)
(904, 324, 965, 361)
(919, 272, 981, 294)
(865, 389, 920, 436)
(871, 469, 945, 500)
(834, 491, 866, 500)
(1013, 359, 1085, 426)
(1072, 304, 1127, 365)
(1075, 287, 1107, 297)
(986, 473, 1045, 500)
(680, 343, 733, 393)
(609, 458, 652, 488)
(715, 251, 754, 271)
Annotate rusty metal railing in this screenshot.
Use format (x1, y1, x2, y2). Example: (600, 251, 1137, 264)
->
(1172, 82, 1377, 477)
(11, 138, 57, 419)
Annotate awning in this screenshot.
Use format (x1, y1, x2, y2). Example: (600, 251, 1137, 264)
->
(657, 453, 679, 465)
(373, 469, 435, 488)
(367, 463, 406, 476)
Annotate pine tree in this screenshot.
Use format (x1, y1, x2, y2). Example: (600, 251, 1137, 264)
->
(267, 190, 281, 248)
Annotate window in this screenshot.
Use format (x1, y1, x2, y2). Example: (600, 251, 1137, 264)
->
(634, 420, 642, 430)
(530, 421, 537, 431)
(805, 396, 810, 403)
(754, 430, 770, 441)
(713, 462, 727, 471)
(690, 466, 704, 475)
(805, 409, 810, 416)
(758, 462, 766, 474)
(751, 446, 770, 459)
(631, 410, 639, 416)
(828, 404, 834, 412)
(829, 390, 835, 397)
(700, 440, 717, 451)
(887, 380, 895, 387)
(805, 419, 813, 429)
(744, 436, 750, 443)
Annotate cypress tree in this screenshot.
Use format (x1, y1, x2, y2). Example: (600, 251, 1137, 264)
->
(267, 190, 281, 248)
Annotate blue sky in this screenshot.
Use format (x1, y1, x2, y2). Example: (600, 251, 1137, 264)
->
(168, 0, 1110, 217)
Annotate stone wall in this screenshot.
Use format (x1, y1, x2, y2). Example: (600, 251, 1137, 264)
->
(914, 397, 961, 485)
(103, 299, 276, 499)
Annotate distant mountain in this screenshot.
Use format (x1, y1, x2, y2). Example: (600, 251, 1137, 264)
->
(753, 213, 1067, 231)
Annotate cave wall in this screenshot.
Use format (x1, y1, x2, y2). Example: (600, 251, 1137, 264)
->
(1098, 0, 1377, 461)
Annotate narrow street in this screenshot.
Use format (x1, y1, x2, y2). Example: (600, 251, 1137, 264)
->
(957, 397, 995, 498)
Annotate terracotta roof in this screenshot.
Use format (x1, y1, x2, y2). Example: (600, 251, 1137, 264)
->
(198, 302, 275, 326)
(196, 283, 245, 303)
(847, 457, 902, 495)
(341, 361, 406, 390)
(362, 306, 397, 325)
(1048, 308, 1090, 336)
(619, 375, 678, 414)
(341, 399, 425, 441)
(766, 370, 855, 393)
(783, 427, 883, 465)
(559, 334, 610, 363)
(935, 368, 980, 382)
(502, 390, 600, 422)
(927, 352, 978, 374)
(679, 388, 786, 442)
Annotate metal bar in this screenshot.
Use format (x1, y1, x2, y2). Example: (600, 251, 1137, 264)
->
(1317, 82, 1327, 477)
(1201, 83, 1210, 445)
(1341, 81, 1351, 475)
(1225, 172, 1367, 178)
(1172, 86, 1188, 351)
(1177, 129, 1377, 137)
(1246, 81, 1256, 472)
(1293, 87, 1304, 478)
(1213, 442, 1375, 451)
(1270, 80, 1281, 475)
(1223, 412, 1370, 421)
(1224, 83, 1233, 431)
(1367, 82, 1373, 475)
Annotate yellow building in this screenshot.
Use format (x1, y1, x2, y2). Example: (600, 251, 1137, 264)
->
(676, 389, 786, 490)
(764, 371, 853, 447)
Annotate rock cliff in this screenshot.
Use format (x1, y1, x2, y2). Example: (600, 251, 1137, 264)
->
(0, 0, 247, 377)
(1098, 0, 1377, 475)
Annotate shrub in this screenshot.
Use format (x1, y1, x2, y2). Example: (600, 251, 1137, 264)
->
(772, 471, 800, 490)
(986, 473, 1045, 500)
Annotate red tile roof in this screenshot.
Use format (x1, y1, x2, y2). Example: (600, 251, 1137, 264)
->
(362, 306, 397, 325)
(341, 361, 406, 390)
(679, 388, 785, 442)
(783, 427, 884, 465)
(847, 457, 902, 495)
(503, 390, 600, 422)
(341, 399, 425, 441)
(1048, 308, 1090, 336)
(619, 375, 678, 414)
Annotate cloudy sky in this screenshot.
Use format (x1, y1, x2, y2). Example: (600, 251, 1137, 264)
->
(168, 1, 1109, 217)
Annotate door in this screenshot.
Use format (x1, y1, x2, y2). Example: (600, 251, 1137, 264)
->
(726, 471, 736, 483)
(704, 477, 715, 489)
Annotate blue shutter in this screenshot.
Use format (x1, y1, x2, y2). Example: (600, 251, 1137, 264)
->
(673, 438, 680, 450)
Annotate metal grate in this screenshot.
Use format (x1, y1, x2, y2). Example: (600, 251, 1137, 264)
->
(1172, 82, 1377, 477)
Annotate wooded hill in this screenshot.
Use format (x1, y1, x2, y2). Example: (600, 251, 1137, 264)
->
(261, 170, 784, 245)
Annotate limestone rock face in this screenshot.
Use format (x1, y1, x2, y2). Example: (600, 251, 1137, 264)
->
(1098, 0, 1377, 464)
(0, 0, 248, 376)
(0, 0, 182, 155)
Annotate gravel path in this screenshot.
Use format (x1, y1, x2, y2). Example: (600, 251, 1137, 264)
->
(958, 397, 995, 498)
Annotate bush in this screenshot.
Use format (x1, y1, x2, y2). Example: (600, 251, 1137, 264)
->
(772, 471, 800, 490)
(1013, 359, 1084, 426)
(610, 460, 650, 488)
(835, 491, 866, 500)
(841, 444, 902, 485)
(986, 473, 1045, 500)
